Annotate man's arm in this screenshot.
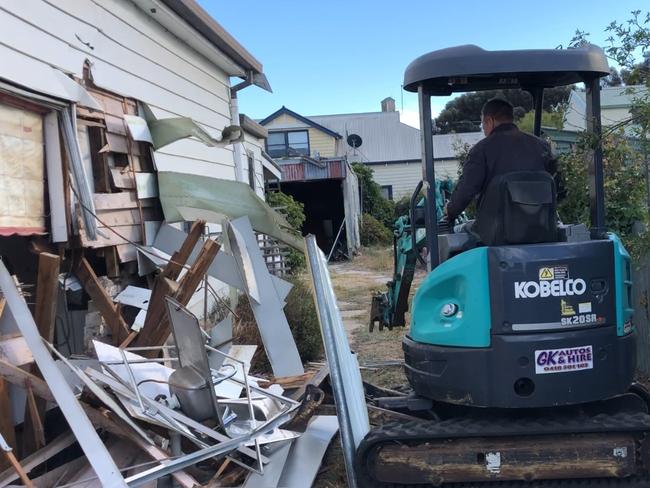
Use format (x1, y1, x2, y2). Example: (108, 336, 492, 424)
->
(446, 145, 486, 221)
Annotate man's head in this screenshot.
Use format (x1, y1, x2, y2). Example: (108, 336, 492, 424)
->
(481, 98, 514, 136)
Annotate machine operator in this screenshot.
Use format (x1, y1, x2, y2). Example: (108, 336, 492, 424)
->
(444, 98, 559, 235)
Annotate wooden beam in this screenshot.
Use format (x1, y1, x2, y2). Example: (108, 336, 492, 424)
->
(24, 388, 45, 449)
(143, 239, 220, 350)
(0, 359, 54, 402)
(0, 433, 76, 486)
(1, 449, 34, 488)
(129, 221, 204, 352)
(0, 379, 14, 471)
(162, 220, 205, 280)
(33, 253, 60, 344)
(105, 246, 120, 278)
(75, 257, 130, 344)
(22, 253, 60, 455)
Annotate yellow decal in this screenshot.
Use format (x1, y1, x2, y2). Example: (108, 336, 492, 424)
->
(539, 267, 554, 280)
(561, 299, 576, 317)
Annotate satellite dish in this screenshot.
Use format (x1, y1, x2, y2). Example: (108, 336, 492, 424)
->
(347, 133, 363, 148)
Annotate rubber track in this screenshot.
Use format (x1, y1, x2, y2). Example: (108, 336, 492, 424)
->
(356, 412, 650, 488)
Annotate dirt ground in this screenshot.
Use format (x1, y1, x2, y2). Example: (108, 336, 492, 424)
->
(313, 246, 425, 487)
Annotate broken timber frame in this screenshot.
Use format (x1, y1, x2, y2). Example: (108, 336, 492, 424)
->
(22, 252, 61, 456)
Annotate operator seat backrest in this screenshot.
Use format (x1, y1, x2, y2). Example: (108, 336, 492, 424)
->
(475, 171, 557, 246)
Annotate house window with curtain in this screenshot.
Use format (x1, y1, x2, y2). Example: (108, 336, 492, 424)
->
(0, 101, 45, 235)
(381, 185, 393, 200)
(266, 130, 309, 158)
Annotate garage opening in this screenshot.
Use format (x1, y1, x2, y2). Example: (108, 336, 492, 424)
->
(279, 179, 345, 257)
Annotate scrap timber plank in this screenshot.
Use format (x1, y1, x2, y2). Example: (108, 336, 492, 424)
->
(0, 263, 126, 487)
(23, 252, 60, 455)
(128, 220, 207, 352)
(75, 257, 130, 344)
(133, 238, 220, 354)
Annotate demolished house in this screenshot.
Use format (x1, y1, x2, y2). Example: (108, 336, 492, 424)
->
(0, 1, 348, 486)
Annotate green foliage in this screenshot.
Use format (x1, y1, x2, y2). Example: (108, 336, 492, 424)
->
(558, 131, 646, 237)
(233, 277, 322, 373)
(266, 191, 306, 272)
(283, 276, 323, 361)
(434, 87, 572, 134)
(360, 213, 393, 246)
(516, 109, 565, 134)
(352, 162, 395, 229)
(394, 195, 412, 219)
(569, 9, 650, 257)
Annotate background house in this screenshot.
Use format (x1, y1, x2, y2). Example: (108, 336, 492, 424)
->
(308, 98, 482, 201)
(564, 84, 648, 132)
(260, 107, 360, 258)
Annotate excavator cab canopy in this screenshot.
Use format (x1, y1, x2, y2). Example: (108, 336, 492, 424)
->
(404, 44, 610, 270)
(403, 44, 610, 94)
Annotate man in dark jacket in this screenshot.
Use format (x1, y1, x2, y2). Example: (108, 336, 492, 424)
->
(445, 98, 558, 232)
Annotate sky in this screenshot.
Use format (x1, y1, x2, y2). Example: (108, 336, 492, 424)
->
(202, 1, 644, 128)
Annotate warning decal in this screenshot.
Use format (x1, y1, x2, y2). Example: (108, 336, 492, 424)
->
(535, 345, 593, 374)
(539, 267, 554, 280)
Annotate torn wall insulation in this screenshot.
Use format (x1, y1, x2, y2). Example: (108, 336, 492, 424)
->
(60, 108, 98, 240)
(157, 172, 304, 250)
(140, 103, 242, 150)
(0, 261, 126, 487)
(0, 102, 45, 235)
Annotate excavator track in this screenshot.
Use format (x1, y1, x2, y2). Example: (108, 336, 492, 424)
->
(356, 412, 650, 487)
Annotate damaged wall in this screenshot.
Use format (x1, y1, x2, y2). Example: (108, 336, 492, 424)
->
(0, 0, 260, 188)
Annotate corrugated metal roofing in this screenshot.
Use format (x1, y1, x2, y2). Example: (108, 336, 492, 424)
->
(309, 111, 482, 162)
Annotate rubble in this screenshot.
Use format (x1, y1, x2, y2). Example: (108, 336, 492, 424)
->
(0, 217, 346, 487)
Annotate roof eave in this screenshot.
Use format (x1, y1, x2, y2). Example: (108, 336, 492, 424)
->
(158, 0, 263, 75)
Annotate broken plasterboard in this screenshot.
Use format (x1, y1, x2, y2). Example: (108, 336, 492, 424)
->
(157, 172, 304, 250)
(114, 286, 151, 310)
(226, 217, 304, 378)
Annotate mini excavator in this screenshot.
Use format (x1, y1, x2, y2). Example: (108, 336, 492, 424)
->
(359, 44, 650, 486)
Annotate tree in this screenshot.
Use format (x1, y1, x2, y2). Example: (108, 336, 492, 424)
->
(603, 67, 623, 87)
(434, 87, 572, 134)
(352, 163, 395, 229)
(558, 131, 646, 238)
(517, 109, 565, 134)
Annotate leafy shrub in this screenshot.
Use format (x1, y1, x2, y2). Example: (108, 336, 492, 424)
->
(558, 130, 646, 237)
(233, 276, 322, 374)
(360, 213, 393, 246)
(352, 163, 396, 228)
(266, 191, 306, 272)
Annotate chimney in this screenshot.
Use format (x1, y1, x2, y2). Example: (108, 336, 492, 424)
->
(381, 97, 395, 112)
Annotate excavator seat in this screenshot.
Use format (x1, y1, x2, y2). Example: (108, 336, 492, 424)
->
(475, 170, 557, 246)
(439, 171, 557, 262)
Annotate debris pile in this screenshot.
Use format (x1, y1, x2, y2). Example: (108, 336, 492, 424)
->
(0, 220, 354, 487)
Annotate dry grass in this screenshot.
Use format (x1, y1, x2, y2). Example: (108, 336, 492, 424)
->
(354, 245, 394, 274)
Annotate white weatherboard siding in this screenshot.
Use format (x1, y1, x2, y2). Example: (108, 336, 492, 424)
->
(0, 0, 239, 180)
(370, 160, 460, 200)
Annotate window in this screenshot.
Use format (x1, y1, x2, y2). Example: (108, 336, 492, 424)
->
(381, 185, 393, 200)
(266, 130, 309, 158)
